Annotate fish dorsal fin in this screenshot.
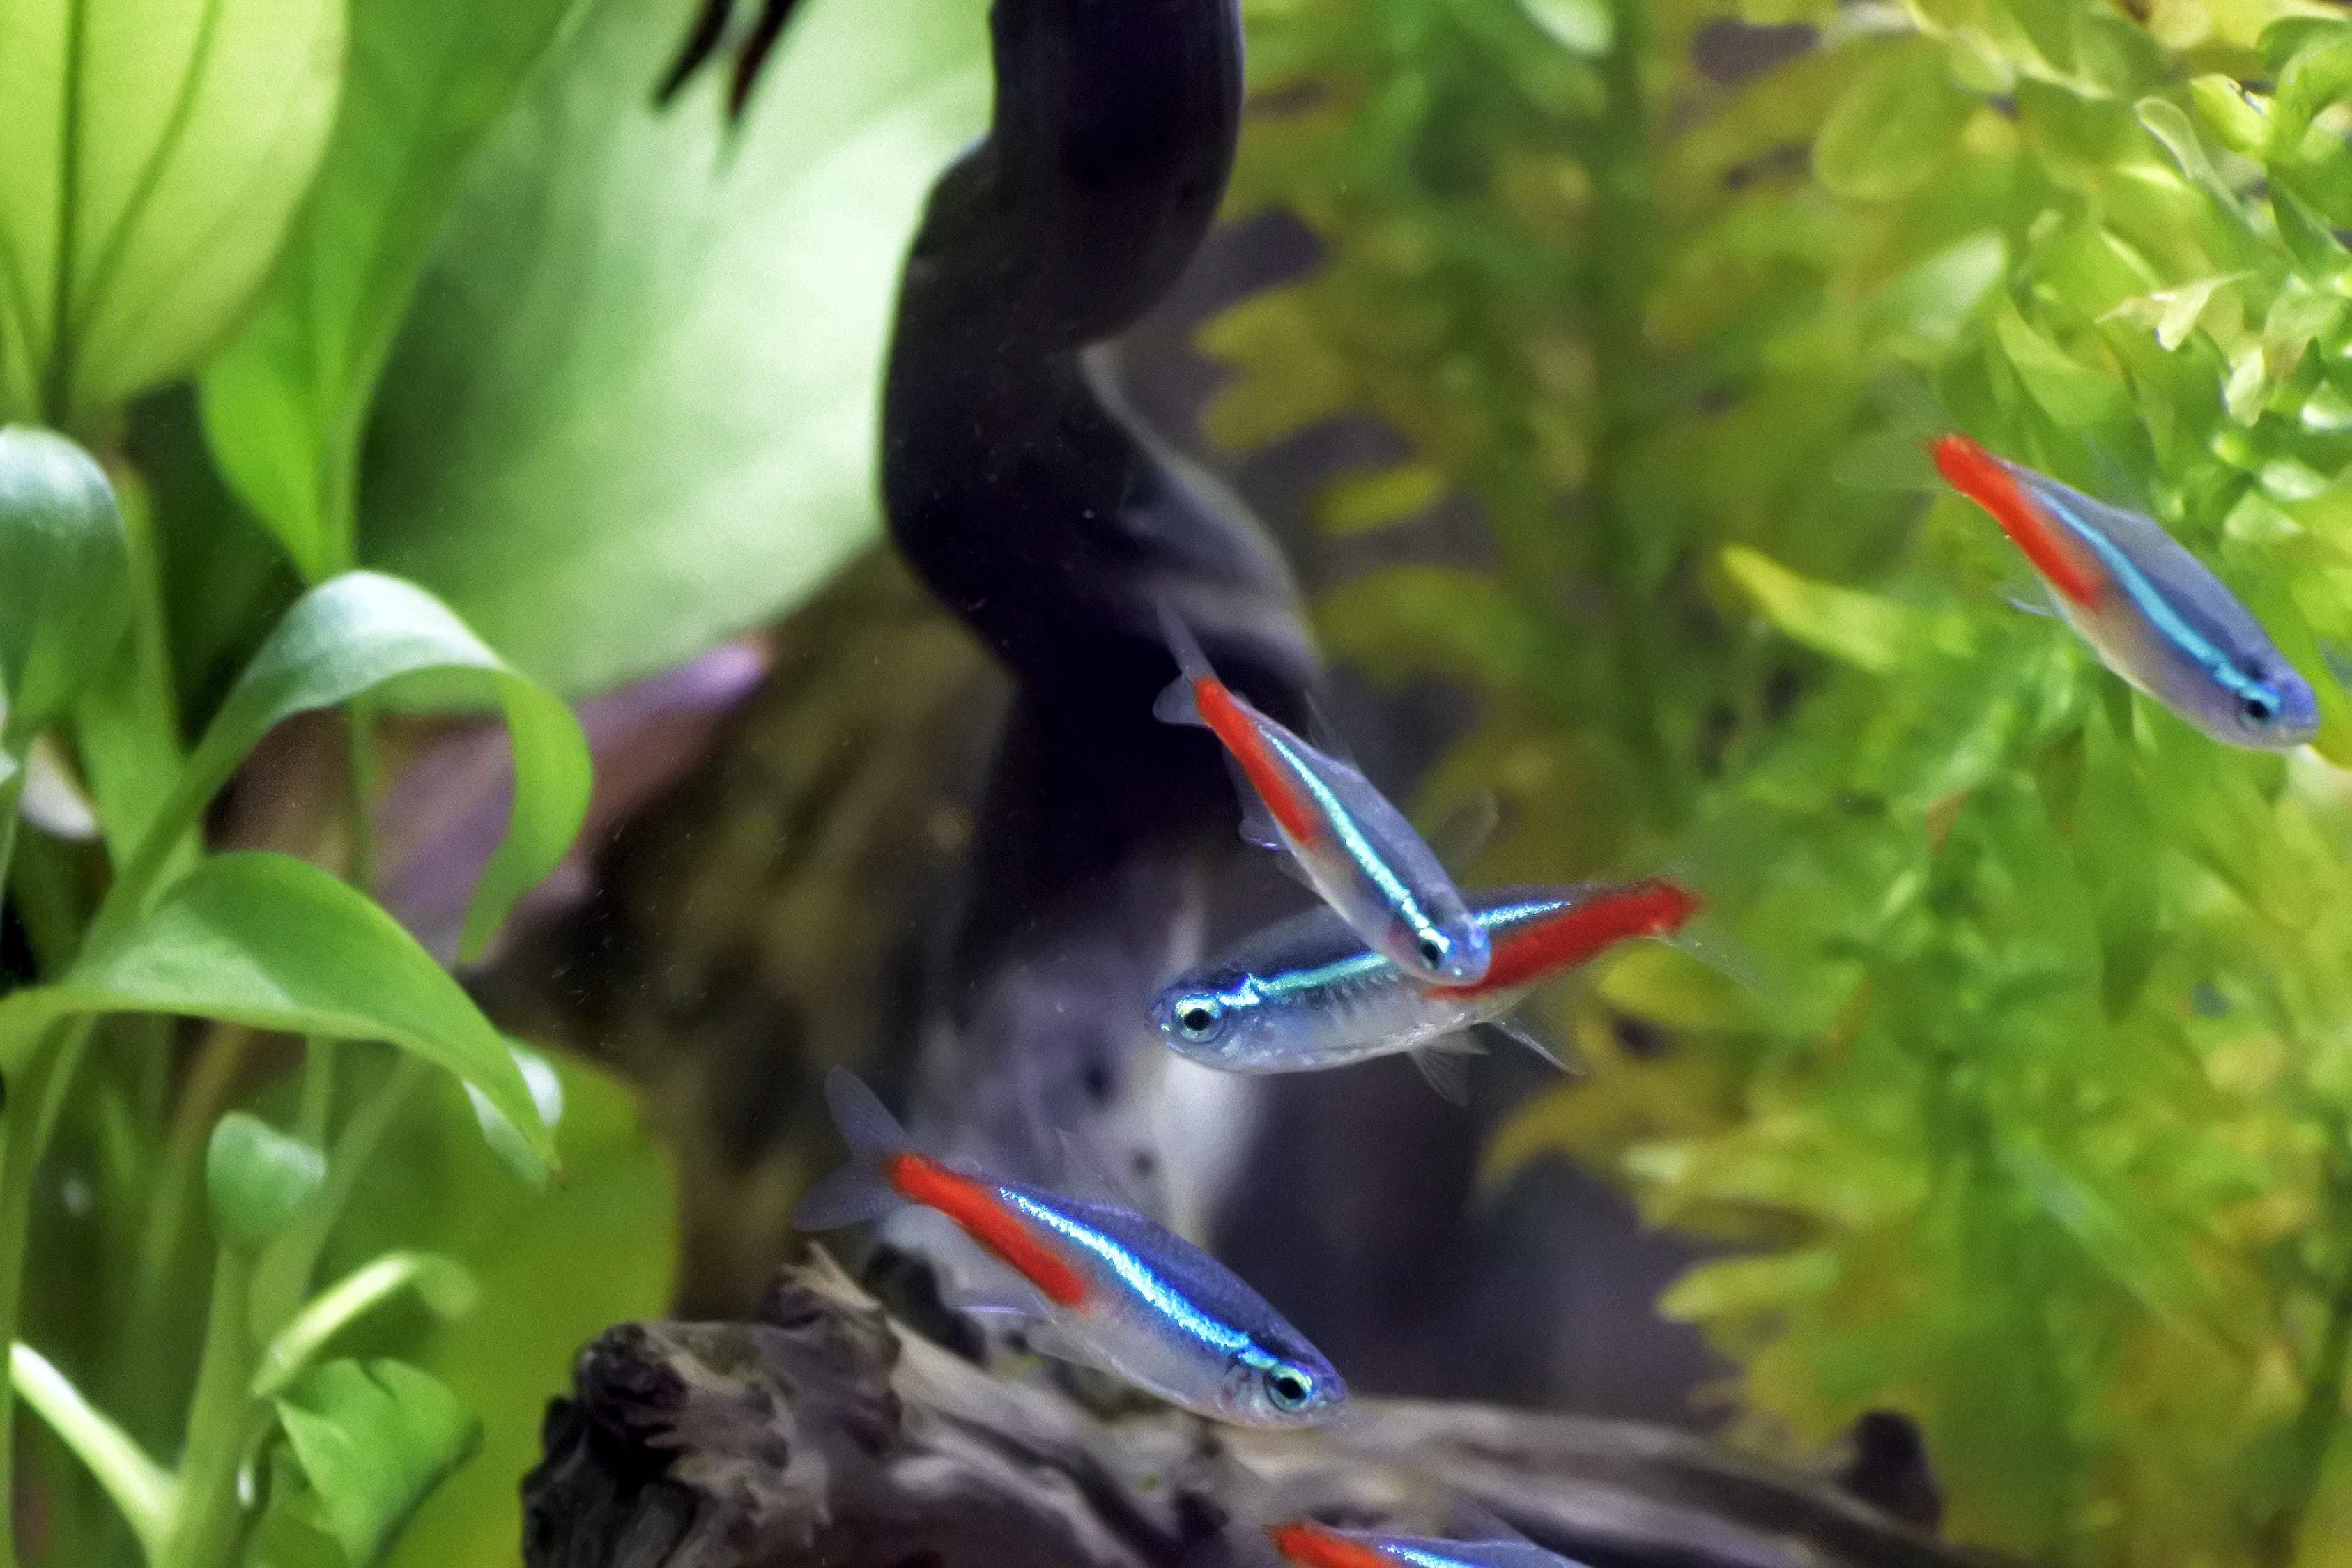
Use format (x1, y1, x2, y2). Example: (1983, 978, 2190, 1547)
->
(1427, 789, 1502, 872)
(1052, 1129, 1149, 1213)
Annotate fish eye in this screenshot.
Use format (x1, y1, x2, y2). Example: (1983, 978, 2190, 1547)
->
(1417, 932, 1448, 969)
(1174, 997, 1224, 1041)
(2239, 688, 2281, 728)
(1263, 1365, 1314, 1410)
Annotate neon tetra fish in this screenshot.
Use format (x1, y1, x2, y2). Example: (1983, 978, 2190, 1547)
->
(1151, 880, 1698, 1091)
(1155, 604, 1489, 985)
(1931, 435, 2317, 749)
(1268, 1520, 1586, 1568)
(794, 1069, 1346, 1427)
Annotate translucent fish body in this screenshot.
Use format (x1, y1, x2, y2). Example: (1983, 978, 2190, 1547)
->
(794, 1070, 1344, 1427)
(1155, 606, 1489, 983)
(1151, 881, 1697, 1073)
(1932, 436, 2318, 749)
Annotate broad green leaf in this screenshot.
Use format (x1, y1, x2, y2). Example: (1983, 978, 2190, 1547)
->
(0, 852, 555, 1169)
(0, 0, 345, 426)
(1316, 463, 1448, 533)
(1994, 308, 2129, 427)
(254, 1251, 478, 1398)
(207, 1112, 327, 1250)
(137, 571, 589, 958)
(1721, 546, 1928, 673)
(2187, 74, 2269, 157)
(357, 0, 992, 694)
(1813, 39, 1971, 201)
(199, 0, 583, 581)
(276, 1358, 478, 1567)
(0, 426, 130, 741)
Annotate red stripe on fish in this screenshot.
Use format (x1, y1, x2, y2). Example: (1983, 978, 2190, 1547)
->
(1930, 435, 2105, 609)
(1429, 879, 1699, 998)
(886, 1153, 1089, 1307)
(1266, 1523, 1397, 1568)
(1194, 679, 1323, 846)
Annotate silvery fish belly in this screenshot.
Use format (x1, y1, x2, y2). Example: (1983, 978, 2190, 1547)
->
(1932, 435, 2319, 751)
(985, 1180, 1346, 1425)
(1152, 881, 1698, 1072)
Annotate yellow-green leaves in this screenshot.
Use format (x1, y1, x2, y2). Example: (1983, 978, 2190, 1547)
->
(0, 426, 129, 743)
(1721, 546, 1949, 674)
(200, 0, 583, 581)
(1813, 38, 1974, 201)
(0, 0, 344, 429)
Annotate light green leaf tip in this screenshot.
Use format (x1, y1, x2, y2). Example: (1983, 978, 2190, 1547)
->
(206, 1112, 328, 1251)
(276, 1358, 479, 1567)
(0, 426, 131, 743)
(1721, 546, 1923, 673)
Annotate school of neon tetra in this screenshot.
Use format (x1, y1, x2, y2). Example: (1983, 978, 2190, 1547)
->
(799, 449, 2303, 1560)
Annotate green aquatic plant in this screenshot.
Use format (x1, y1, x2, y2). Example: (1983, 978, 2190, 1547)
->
(1213, 0, 2352, 1560)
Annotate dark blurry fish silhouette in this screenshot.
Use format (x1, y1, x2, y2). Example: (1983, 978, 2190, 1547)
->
(1151, 880, 1698, 1098)
(1156, 603, 1489, 985)
(1267, 1519, 1587, 1568)
(797, 1069, 1346, 1426)
(1932, 434, 2317, 749)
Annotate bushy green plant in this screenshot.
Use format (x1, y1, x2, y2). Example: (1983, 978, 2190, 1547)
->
(1214, 0, 2352, 1560)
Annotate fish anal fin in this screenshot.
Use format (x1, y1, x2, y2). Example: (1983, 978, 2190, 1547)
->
(1477, 1014, 1581, 1077)
(1408, 1037, 1482, 1104)
(1930, 434, 2106, 610)
(1224, 755, 1291, 852)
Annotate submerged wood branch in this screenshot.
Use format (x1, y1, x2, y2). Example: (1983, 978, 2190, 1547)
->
(521, 1260, 1976, 1568)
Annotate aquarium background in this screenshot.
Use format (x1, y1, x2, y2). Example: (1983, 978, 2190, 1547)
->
(6, 0, 2352, 1561)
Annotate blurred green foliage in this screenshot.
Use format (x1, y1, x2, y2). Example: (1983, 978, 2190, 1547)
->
(1213, 0, 2352, 1560)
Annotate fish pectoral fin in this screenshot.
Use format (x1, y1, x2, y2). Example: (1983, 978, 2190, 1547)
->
(1053, 1128, 1151, 1212)
(1999, 579, 2059, 620)
(1408, 1037, 1482, 1104)
(1476, 1014, 1581, 1077)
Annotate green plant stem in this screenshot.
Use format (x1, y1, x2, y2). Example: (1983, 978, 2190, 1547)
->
(2263, 1216, 2352, 1565)
(0, 1017, 75, 1568)
(128, 1027, 256, 1358)
(10, 1344, 174, 1562)
(160, 1250, 258, 1568)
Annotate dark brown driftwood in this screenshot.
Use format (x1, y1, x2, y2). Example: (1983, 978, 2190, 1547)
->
(521, 1260, 1978, 1568)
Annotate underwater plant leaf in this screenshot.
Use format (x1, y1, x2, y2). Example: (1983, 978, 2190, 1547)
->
(0, 0, 344, 426)
(1720, 546, 1932, 673)
(275, 1358, 479, 1567)
(1812, 38, 1974, 201)
(356, 0, 990, 694)
(0, 852, 554, 1171)
(199, 0, 583, 581)
(0, 426, 131, 743)
(206, 1112, 328, 1252)
(136, 571, 589, 958)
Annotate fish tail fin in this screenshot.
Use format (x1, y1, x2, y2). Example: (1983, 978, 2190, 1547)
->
(794, 1068, 914, 1231)
(1152, 599, 1216, 727)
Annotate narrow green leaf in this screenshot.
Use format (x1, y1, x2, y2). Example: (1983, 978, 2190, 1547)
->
(1519, 0, 1613, 56)
(254, 1252, 477, 1399)
(358, 0, 992, 694)
(1995, 308, 2129, 427)
(0, 0, 346, 425)
(0, 426, 130, 741)
(207, 1112, 327, 1250)
(2187, 74, 2270, 157)
(0, 852, 555, 1169)
(10, 1343, 176, 1559)
(276, 1358, 478, 1567)
(133, 571, 588, 958)
(199, 0, 583, 581)
(1721, 546, 1925, 673)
